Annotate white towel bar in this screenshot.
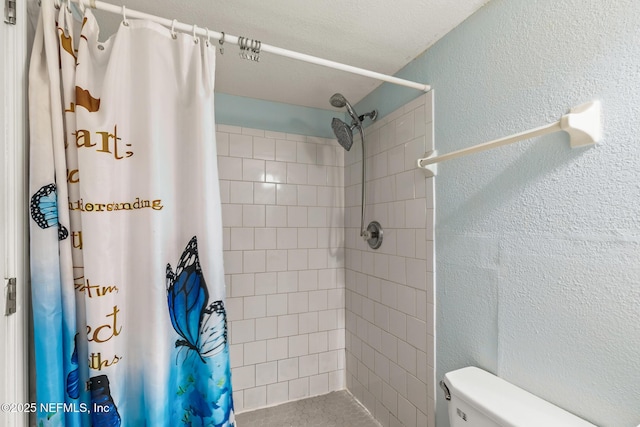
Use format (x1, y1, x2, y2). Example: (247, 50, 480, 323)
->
(417, 101, 602, 177)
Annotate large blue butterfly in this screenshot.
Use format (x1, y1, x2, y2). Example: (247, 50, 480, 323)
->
(30, 183, 68, 240)
(166, 236, 227, 363)
(88, 375, 121, 427)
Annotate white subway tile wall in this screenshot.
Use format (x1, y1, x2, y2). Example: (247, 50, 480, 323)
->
(218, 127, 347, 413)
(345, 93, 435, 427)
(218, 93, 434, 425)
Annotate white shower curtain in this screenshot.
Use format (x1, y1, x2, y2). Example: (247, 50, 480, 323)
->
(29, 2, 234, 426)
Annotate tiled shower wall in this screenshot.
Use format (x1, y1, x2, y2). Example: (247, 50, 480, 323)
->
(345, 93, 435, 427)
(216, 125, 347, 413)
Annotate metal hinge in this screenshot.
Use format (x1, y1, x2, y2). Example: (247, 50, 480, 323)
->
(5, 278, 16, 315)
(4, 0, 16, 25)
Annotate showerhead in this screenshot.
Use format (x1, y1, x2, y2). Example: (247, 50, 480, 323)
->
(332, 118, 355, 151)
(329, 93, 378, 151)
(330, 93, 360, 124)
(329, 93, 347, 109)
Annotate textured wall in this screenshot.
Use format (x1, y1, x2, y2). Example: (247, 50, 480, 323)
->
(358, 0, 640, 426)
(344, 93, 435, 427)
(216, 124, 347, 412)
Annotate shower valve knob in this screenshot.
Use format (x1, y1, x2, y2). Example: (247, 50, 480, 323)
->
(365, 221, 383, 250)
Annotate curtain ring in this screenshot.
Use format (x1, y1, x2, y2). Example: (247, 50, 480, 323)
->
(192, 24, 198, 44)
(121, 5, 129, 26)
(205, 28, 211, 47)
(251, 39, 257, 61)
(170, 19, 177, 39)
(219, 31, 225, 55)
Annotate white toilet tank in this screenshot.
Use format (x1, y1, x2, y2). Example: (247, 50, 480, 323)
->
(441, 367, 597, 427)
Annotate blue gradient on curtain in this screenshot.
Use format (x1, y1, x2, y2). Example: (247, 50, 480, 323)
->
(169, 348, 233, 426)
(31, 250, 88, 426)
(31, 263, 65, 426)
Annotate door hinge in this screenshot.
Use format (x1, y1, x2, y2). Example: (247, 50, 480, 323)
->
(5, 278, 16, 315)
(4, 0, 16, 25)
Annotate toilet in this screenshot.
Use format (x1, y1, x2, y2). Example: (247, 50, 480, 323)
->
(441, 367, 597, 426)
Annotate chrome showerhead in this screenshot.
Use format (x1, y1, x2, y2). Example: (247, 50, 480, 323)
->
(332, 118, 356, 151)
(329, 93, 347, 108)
(329, 93, 378, 151)
(330, 93, 360, 124)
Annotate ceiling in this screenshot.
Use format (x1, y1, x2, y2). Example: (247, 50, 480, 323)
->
(91, 0, 489, 110)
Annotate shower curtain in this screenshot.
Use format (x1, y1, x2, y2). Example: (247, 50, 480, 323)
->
(29, 2, 233, 426)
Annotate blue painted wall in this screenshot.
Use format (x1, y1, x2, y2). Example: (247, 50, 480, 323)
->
(215, 93, 336, 138)
(358, 0, 640, 426)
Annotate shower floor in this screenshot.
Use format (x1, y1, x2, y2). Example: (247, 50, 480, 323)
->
(235, 390, 380, 427)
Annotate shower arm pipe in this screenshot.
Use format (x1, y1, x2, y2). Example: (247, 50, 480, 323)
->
(69, 0, 432, 93)
(416, 101, 602, 177)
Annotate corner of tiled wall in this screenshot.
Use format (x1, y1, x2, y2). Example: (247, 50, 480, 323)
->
(344, 92, 435, 427)
(216, 125, 348, 413)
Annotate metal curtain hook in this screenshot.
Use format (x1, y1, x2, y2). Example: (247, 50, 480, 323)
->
(219, 31, 225, 55)
(121, 5, 129, 26)
(192, 24, 198, 43)
(170, 19, 177, 39)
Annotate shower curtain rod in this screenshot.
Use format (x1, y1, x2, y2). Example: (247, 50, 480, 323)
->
(66, 0, 431, 93)
(416, 101, 602, 177)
